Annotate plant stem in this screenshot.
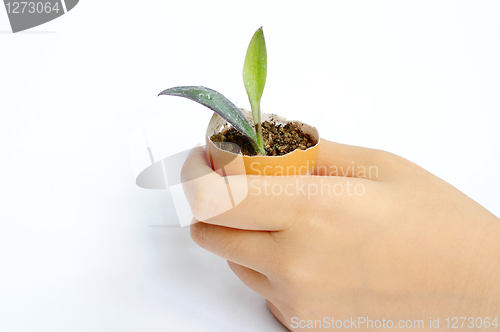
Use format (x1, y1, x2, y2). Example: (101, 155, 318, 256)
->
(250, 138, 265, 155)
(254, 105, 266, 155)
(255, 124, 265, 154)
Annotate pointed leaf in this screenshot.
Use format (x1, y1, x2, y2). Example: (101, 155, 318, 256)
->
(243, 27, 267, 118)
(158, 86, 259, 146)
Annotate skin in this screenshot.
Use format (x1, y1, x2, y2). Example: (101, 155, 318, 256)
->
(181, 139, 500, 331)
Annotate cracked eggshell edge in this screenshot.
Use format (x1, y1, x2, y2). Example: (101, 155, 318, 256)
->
(205, 109, 321, 176)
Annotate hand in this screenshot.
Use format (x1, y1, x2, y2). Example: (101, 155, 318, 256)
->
(182, 139, 500, 331)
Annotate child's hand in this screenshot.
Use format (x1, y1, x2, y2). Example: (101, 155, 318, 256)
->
(182, 140, 500, 331)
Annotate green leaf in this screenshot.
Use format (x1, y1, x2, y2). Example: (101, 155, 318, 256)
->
(243, 27, 267, 153)
(243, 27, 267, 115)
(158, 86, 263, 152)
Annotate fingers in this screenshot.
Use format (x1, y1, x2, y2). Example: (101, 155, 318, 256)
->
(182, 146, 290, 230)
(196, 175, 373, 230)
(227, 261, 274, 299)
(181, 143, 379, 231)
(190, 221, 276, 274)
(314, 139, 400, 181)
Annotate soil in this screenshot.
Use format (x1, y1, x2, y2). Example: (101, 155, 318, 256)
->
(210, 120, 316, 156)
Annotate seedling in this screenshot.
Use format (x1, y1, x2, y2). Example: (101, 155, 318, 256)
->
(159, 27, 268, 155)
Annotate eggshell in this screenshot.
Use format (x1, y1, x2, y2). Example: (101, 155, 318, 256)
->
(205, 109, 320, 176)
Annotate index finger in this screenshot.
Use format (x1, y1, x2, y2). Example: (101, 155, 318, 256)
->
(180, 145, 380, 231)
(314, 139, 397, 181)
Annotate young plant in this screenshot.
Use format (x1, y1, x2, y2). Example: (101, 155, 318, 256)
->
(243, 27, 267, 155)
(158, 27, 268, 155)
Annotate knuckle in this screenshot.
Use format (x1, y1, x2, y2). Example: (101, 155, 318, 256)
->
(374, 149, 404, 166)
(190, 187, 218, 221)
(180, 155, 197, 183)
(368, 149, 406, 179)
(275, 259, 311, 288)
(180, 163, 191, 183)
(190, 222, 205, 244)
(228, 262, 261, 291)
(219, 236, 240, 257)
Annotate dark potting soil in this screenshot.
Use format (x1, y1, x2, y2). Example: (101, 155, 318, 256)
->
(210, 121, 316, 156)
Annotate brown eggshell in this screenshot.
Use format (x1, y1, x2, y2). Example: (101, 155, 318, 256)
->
(205, 109, 320, 176)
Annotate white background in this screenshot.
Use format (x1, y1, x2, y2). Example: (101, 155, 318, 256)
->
(1, 1, 499, 331)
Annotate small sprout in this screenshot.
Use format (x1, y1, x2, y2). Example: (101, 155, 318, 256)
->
(158, 27, 269, 155)
(243, 27, 267, 154)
